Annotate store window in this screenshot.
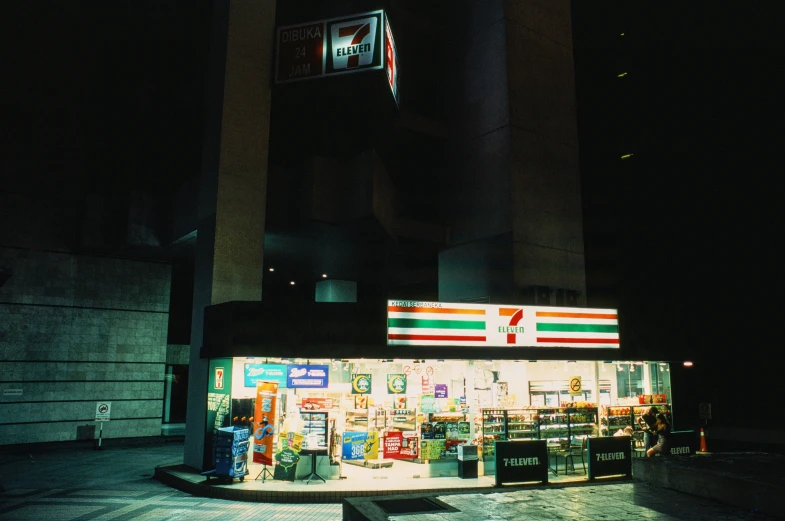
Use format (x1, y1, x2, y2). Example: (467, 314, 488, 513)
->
(209, 357, 673, 481)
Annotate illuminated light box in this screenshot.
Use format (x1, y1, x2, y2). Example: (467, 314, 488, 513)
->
(387, 300, 620, 348)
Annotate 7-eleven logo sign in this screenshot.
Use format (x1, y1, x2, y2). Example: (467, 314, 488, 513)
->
(499, 308, 524, 344)
(330, 16, 378, 70)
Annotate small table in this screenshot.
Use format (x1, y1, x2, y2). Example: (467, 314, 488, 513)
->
(300, 448, 328, 484)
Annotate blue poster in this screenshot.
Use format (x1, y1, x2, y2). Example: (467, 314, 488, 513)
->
(286, 365, 330, 388)
(244, 364, 288, 388)
(342, 432, 367, 461)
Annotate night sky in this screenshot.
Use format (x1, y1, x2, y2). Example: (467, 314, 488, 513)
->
(3, 2, 784, 424)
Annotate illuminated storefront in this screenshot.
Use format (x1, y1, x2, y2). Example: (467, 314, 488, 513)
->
(201, 301, 678, 482)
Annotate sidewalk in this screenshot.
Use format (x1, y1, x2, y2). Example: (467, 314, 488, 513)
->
(2, 438, 784, 520)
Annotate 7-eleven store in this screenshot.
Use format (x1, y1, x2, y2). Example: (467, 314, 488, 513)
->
(197, 300, 677, 487)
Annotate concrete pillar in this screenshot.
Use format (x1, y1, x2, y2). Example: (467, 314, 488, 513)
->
(183, 0, 275, 470)
(439, 1, 586, 303)
(505, 0, 587, 301)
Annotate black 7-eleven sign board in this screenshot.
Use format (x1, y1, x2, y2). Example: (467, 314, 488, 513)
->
(275, 10, 389, 84)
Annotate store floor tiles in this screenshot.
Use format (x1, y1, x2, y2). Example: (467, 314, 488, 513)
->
(154, 458, 607, 503)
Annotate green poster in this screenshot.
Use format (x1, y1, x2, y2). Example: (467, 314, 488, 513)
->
(420, 439, 446, 460)
(351, 373, 372, 394)
(387, 374, 407, 394)
(273, 448, 300, 481)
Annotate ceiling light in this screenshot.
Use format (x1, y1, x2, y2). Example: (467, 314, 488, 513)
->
(322, 274, 327, 278)
(269, 268, 274, 272)
(683, 361, 694, 367)
(290, 281, 295, 285)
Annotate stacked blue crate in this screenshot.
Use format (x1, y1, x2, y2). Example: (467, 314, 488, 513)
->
(214, 426, 250, 480)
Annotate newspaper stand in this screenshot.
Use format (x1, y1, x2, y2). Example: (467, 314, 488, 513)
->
(211, 426, 250, 482)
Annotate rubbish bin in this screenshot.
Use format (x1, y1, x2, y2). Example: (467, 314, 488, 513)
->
(457, 444, 479, 479)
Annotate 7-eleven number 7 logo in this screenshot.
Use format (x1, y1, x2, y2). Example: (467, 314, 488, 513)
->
(331, 16, 378, 70)
(499, 308, 524, 344)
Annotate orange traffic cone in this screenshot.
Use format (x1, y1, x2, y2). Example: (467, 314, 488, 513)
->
(699, 427, 708, 452)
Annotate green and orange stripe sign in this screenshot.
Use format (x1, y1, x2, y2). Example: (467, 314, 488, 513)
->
(387, 301, 619, 348)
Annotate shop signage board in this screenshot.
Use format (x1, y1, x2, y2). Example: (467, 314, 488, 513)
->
(387, 300, 620, 348)
(301, 397, 333, 410)
(287, 365, 329, 388)
(383, 431, 403, 458)
(3, 388, 23, 396)
(365, 431, 379, 459)
(95, 402, 111, 421)
(494, 440, 549, 486)
(275, 10, 399, 85)
(351, 373, 372, 394)
(244, 363, 288, 388)
(587, 436, 632, 480)
(569, 376, 582, 396)
(214, 367, 225, 389)
(273, 448, 300, 481)
(387, 373, 407, 394)
(383, 14, 400, 106)
(668, 431, 699, 455)
(342, 432, 367, 461)
(699, 403, 712, 420)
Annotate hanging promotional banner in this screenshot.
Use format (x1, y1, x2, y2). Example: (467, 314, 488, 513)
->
(244, 364, 288, 388)
(287, 365, 329, 388)
(253, 381, 278, 465)
(387, 374, 407, 394)
(387, 300, 620, 348)
(351, 373, 372, 394)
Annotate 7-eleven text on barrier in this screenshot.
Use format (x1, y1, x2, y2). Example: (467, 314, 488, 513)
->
(253, 381, 278, 465)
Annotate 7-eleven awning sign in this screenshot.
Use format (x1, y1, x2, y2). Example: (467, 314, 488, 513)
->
(387, 300, 619, 348)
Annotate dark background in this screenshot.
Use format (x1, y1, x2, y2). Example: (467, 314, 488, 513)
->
(2, 2, 783, 430)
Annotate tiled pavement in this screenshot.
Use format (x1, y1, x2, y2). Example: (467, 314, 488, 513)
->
(1, 441, 780, 520)
(0, 441, 340, 520)
(377, 483, 780, 521)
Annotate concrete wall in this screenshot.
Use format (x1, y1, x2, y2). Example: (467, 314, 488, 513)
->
(0, 247, 170, 444)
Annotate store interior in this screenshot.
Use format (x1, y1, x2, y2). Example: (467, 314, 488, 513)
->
(222, 358, 673, 483)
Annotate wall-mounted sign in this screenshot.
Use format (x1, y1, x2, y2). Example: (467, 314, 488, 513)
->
(275, 10, 398, 100)
(244, 363, 288, 388)
(287, 365, 329, 388)
(569, 376, 583, 396)
(214, 367, 225, 390)
(434, 384, 448, 399)
(387, 300, 620, 348)
(351, 373, 372, 394)
(387, 374, 407, 394)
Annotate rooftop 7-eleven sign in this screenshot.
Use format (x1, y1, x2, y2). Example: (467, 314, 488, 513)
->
(387, 300, 620, 348)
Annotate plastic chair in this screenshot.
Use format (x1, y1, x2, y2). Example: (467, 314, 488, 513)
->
(554, 437, 586, 474)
